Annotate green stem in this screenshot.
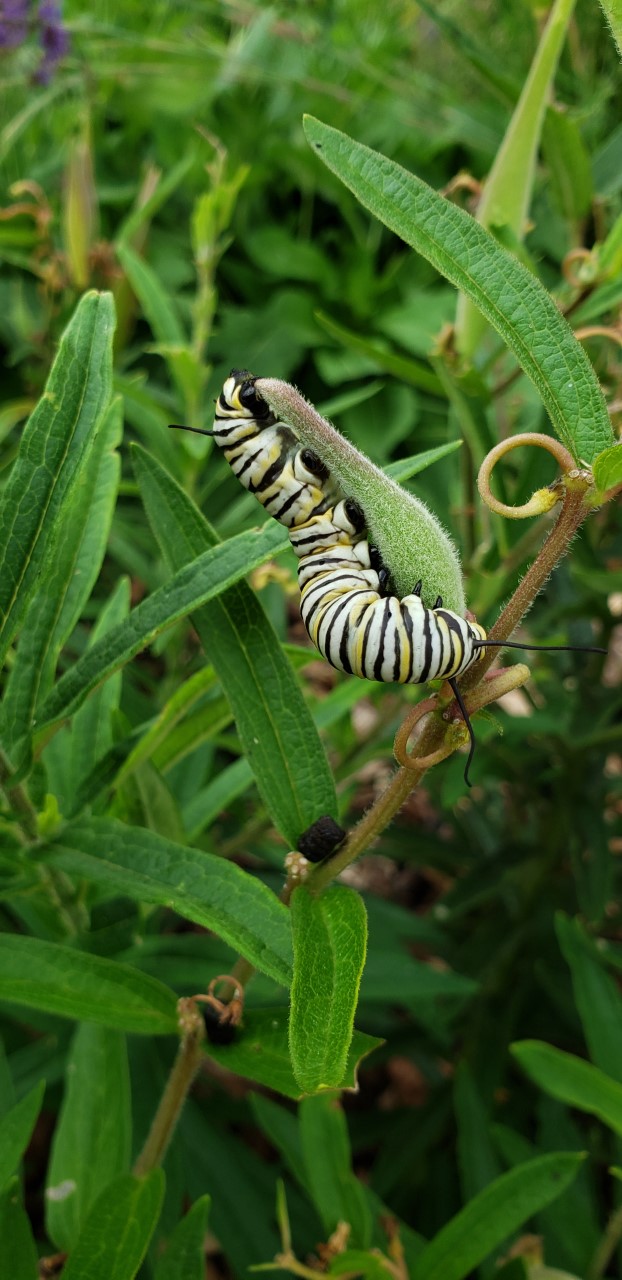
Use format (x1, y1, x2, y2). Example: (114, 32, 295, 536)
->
(0, 746, 38, 842)
(133, 1015, 204, 1176)
(308, 481, 591, 894)
(462, 478, 591, 693)
(308, 666, 530, 894)
(587, 1198, 622, 1280)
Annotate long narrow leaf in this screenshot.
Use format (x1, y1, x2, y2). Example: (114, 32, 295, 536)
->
(0, 935, 177, 1034)
(35, 521, 287, 733)
(0, 291, 115, 666)
(59, 1170, 164, 1280)
(0, 398, 122, 764)
(414, 1152, 584, 1280)
(46, 1026, 131, 1250)
(0, 1081, 45, 1193)
(133, 444, 338, 846)
(303, 116, 613, 464)
(456, 0, 577, 354)
(44, 816, 293, 987)
(512, 1040, 622, 1136)
(289, 885, 367, 1093)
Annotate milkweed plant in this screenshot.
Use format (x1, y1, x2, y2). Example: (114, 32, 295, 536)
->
(0, 3, 621, 1278)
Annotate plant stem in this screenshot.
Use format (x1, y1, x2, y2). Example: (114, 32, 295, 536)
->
(309, 481, 592, 893)
(0, 746, 38, 842)
(308, 666, 530, 893)
(462, 478, 592, 692)
(133, 1009, 204, 1176)
(587, 1198, 622, 1280)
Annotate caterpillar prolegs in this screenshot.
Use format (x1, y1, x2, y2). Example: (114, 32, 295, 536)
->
(170, 370, 604, 783)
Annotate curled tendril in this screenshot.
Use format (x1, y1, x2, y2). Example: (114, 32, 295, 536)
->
(478, 432, 576, 519)
(562, 247, 597, 288)
(394, 697, 458, 772)
(189, 974, 245, 1026)
(574, 324, 622, 351)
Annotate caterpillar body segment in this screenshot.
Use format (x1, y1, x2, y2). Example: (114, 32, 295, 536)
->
(212, 371, 488, 687)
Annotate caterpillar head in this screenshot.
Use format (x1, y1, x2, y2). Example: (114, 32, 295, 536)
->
(220, 370, 273, 420)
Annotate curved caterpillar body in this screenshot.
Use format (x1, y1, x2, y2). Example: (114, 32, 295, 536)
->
(212, 370, 488, 685)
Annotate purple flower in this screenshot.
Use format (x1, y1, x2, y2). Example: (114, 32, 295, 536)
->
(0, 0, 29, 49)
(33, 0, 69, 83)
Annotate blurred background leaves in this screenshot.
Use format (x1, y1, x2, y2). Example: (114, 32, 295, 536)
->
(0, 1, 621, 1276)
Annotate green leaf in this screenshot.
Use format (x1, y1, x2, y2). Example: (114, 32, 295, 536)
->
(384, 440, 462, 485)
(303, 116, 613, 464)
(133, 443, 338, 847)
(0, 934, 177, 1034)
(455, 0, 578, 354)
(116, 242, 185, 345)
(115, 244, 201, 412)
(597, 0, 622, 59)
(183, 755, 253, 841)
(258, 376, 466, 614)
(542, 105, 593, 223)
(599, 209, 622, 277)
(315, 309, 443, 394)
(204, 1008, 381, 1100)
(45, 816, 293, 987)
(60, 1170, 165, 1280)
(592, 443, 622, 496)
(0, 1080, 45, 1192)
(328, 1252, 392, 1278)
(512, 1040, 622, 1136)
(413, 1152, 584, 1280)
(70, 578, 130, 796)
(116, 152, 196, 248)
(299, 1094, 372, 1247)
(35, 520, 287, 734)
(289, 885, 367, 1093)
(0, 396, 122, 764)
(0, 1180, 38, 1280)
(250, 1094, 307, 1186)
(154, 1196, 211, 1280)
(0, 291, 115, 667)
(556, 913, 622, 1082)
(46, 1025, 131, 1250)
(454, 1062, 501, 1201)
(112, 666, 219, 790)
(180, 1100, 281, 1274)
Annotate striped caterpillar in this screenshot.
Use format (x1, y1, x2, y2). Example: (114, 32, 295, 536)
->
(171, 370, 603, 783)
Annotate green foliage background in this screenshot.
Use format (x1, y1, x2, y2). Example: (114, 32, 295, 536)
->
(0, 1, 621, 1277)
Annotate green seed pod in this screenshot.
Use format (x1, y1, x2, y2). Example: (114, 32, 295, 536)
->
(256, 378, 466, 615)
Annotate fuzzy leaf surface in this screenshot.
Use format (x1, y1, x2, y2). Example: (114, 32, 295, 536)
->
(45, 817, 293, 987)
(592, 442, 622, 495)
(46, 1025, 131, 1250)
(0, 291, 115, 666)
(204, 1008, 380, 1099)
(133, 443, 338, 846)
(36, 520, 286, 733)
(303, 116, 613, 464)
(60, 1171, 165, 1280)
(0, 935, 177, 1034)
(289, 885, 368, 1093)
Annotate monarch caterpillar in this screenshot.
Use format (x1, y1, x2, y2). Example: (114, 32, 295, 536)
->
(171, 370, 604, 783)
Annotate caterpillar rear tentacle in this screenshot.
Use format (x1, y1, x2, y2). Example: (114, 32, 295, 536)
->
(169, 370, 605, 786)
